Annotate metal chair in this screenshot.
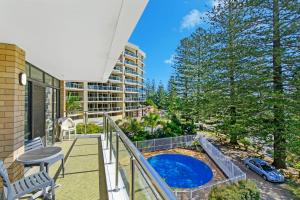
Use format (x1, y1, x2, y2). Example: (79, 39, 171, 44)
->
(25, 137, 64, 177)
(0, 160, 55, 200)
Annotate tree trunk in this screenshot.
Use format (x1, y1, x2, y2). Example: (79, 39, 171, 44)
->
(272, 0, 286, 169)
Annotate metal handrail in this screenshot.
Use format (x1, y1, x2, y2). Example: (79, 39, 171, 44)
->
(104, 113, 176, 200)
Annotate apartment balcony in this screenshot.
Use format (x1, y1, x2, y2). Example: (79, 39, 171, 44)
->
(125, 69, 139, 77)
(88, 107, 122, 113)
(125, 97, 140, 102)
(88, 97, 122, 102)
(139, 97, 146, 102)
(112, 68, 123, 74)
(108, 76, 122, 83)
(44, 114, 176, 200)
(125, 79, 139, 85)
(124, 51, 138, 58)
(65, 82, 84, 90)
(125, 87, 139, 93)
(125, 106, 141, 111)
(125, 61, 138, 68)
(88, 85, 122, 92)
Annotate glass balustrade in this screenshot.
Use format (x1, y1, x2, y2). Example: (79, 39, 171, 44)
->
(103, 114, 176, 200)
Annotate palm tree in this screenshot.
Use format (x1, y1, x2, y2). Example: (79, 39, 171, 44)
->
(66, 94, 82, 116)
(142, 113, 160, 135)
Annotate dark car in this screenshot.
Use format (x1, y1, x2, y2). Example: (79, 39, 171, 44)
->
(244, 157, 285, 183)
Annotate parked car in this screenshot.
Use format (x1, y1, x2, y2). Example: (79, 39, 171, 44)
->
(244, 157, 285, 183)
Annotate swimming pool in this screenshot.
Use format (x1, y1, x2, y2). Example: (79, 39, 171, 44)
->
(148, 154, 213, 188)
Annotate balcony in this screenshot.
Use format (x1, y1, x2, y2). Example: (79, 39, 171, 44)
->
(125, 61, 138, 68)
(125, 79, 138, 85)
(112, 67, 122, 74)
(88, 97, 122, 102)
(65, 82, 84, 89)
(126, 106, 141, 111)
(48, 114, 176, 200)
(109, 76, 122, 83)
(125, 69, 139, 77)
(88, 107, 122, 112)
(125, 51, 138, 58)
(125, 97, 139, 101)
(125, 87, 139, 93)
(88, 85, 122, 91)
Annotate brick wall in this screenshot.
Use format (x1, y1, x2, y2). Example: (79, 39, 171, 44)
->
(0, 43, 25, 185)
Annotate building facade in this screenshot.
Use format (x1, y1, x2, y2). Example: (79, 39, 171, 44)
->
(65, 43, 146, 121)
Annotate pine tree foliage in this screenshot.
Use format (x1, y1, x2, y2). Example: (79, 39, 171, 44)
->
(166, 0, 299, 168)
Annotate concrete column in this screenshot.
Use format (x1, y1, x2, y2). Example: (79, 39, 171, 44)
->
(0, 43, 25, 185)
(122, 52, 126, 119)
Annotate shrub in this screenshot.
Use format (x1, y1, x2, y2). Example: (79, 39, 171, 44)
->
(76, 123, 102, 134)
(239, 137, 252, 151)
(182, 122, 197, 135)
(209, 180, 260, 200)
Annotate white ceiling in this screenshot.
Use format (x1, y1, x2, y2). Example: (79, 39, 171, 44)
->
(0, 0, 148, 82)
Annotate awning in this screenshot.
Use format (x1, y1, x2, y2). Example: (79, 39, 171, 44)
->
(0, 0, 148, 82)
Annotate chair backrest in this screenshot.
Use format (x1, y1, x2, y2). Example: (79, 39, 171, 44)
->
(67, 118, 75, 128)
(61, 118, 75, 130)
(25, 137, 44, 152)
(0, 160, 13, 200)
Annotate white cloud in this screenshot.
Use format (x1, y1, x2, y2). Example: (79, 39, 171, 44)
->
(164, 54, 175, 65)
(210, 0, 218, 7)
(210, 0, 222, 8)
(180, 9, 206, 30)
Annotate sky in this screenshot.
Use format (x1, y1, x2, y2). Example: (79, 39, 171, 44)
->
(129, 0, 216, 87)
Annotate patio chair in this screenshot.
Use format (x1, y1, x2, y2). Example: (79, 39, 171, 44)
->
(0, 160, 55, 200)
(61, 118, 77, 140)
(25, 137, 64, 177)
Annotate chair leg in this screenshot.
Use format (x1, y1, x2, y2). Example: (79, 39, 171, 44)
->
(51, 181, 55, 200)
(61, 159, 65, 178)
(46, 164, 49, 174)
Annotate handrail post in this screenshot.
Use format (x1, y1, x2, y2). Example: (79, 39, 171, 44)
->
(130, 156, 135, 200)
(103, 115, 106, 139)
(109, 124, 113, 163)
(106, 118, 109, 149)
(114, 132, 119, 191)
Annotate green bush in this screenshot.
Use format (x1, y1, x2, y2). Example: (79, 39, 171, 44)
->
(76, 123, 102, 134)
(209, 180, 260, 200)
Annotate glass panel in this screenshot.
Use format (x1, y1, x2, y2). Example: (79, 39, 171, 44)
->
(25, 62, 30, 77)
(134, 165, 162, 200)
(45, 74, 53, 85)
(118, 138, 131, 193)
(45, 87, 53, 146)
(30, 66, 43, 81)
(54, 79, 60, 88)
(24, 82, 32, 141)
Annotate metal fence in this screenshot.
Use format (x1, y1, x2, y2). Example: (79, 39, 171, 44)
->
(135, 134, 246, 200)
(135, 135, 195, 152)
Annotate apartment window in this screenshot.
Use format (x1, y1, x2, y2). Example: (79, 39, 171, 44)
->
(25, 62, 61, 145)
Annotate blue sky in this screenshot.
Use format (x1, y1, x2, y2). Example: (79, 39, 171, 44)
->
(129, 0, 215, 87)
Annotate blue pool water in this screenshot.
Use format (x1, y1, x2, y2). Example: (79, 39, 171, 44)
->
(148, 154, 213, 188)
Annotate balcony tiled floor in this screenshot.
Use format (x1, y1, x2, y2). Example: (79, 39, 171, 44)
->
(54, 138, 100, 200)
(38, 135, 127, 200)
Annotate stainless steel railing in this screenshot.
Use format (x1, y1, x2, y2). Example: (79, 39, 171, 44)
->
(103, 113, 176, 200)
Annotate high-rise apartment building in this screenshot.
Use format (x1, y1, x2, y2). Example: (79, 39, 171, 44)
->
(65, 43, 146, 121)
